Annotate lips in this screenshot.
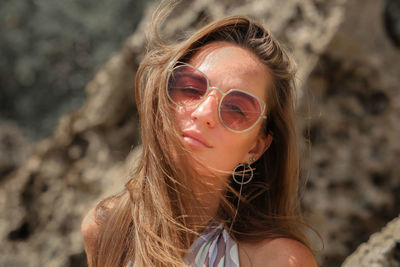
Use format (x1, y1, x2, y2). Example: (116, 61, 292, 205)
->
(182, 130, 212, 148)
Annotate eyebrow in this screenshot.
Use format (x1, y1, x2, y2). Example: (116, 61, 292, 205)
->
(241, 92, 259, 108)
(175, 65, 262, 109)
(176, 66, 207, 81)
(226, 90, 259, 110)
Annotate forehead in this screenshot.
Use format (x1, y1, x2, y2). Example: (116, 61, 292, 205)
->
(188, 42, 271, 100)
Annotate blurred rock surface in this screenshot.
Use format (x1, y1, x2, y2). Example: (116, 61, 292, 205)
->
(342, 216, 400, 267)
(0, 121, 33, 182)
(298, 0, 400, 265)
(0, 0, 149, 140)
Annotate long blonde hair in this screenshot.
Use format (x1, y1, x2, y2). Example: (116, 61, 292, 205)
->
(93, 2, 308, 267)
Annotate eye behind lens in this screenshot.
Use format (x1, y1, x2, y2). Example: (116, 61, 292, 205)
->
(168, 64, 208, 106)
(220, 91, 262, 131)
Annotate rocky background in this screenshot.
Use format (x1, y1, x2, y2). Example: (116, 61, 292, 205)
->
(299, 0, 400, 265)
(0, 0, 399, 266)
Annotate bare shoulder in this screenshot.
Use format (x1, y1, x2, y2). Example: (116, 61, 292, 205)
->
(81, 206, 100, 245)
(82, 196, 119, 236)
(81, 197, 118, 266)
(239, 238, 318, 267)
(81, 206, 101, 266)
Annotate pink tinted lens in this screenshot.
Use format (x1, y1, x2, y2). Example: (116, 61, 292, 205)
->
(220, 91, 261, 131)
(168, 65, 207, 106)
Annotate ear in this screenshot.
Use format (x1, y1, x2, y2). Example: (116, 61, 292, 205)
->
(247, 133, 273, 162)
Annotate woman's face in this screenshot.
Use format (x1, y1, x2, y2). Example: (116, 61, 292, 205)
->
(174, 41, 272, 187)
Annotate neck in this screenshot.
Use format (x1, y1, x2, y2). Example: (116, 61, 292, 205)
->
(187, 176, 227, 227)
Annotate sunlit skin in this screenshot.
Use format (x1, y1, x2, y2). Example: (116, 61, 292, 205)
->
(175, 41, 272, 184)
(173, 41, 273, 221)
(173, 41, 318, 267)
(238, 237, 318, 267)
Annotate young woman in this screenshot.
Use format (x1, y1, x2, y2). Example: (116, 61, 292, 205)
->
(82, 4, 318, 267)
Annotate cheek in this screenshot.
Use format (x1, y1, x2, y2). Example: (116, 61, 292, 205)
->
(222, 136, 254, 165)
(174, 106, 190, 127)
(225, 130, 260, 161)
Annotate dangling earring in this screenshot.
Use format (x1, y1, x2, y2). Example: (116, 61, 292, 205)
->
(231, 157, 255, 185)
(229, 157, 256, 233)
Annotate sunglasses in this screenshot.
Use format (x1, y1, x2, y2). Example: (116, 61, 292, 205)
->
(167, 63, 267, 133)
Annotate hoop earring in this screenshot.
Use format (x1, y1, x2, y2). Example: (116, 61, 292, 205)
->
(229, 158, 255, 233)
(232, 161, 254, 185)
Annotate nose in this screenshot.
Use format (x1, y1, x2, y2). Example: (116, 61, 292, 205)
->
(191, 91, 219, 128)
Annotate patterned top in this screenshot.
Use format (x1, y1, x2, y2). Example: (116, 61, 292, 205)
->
(184, 224, 240, 267)
(127, 224, 240, 267)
